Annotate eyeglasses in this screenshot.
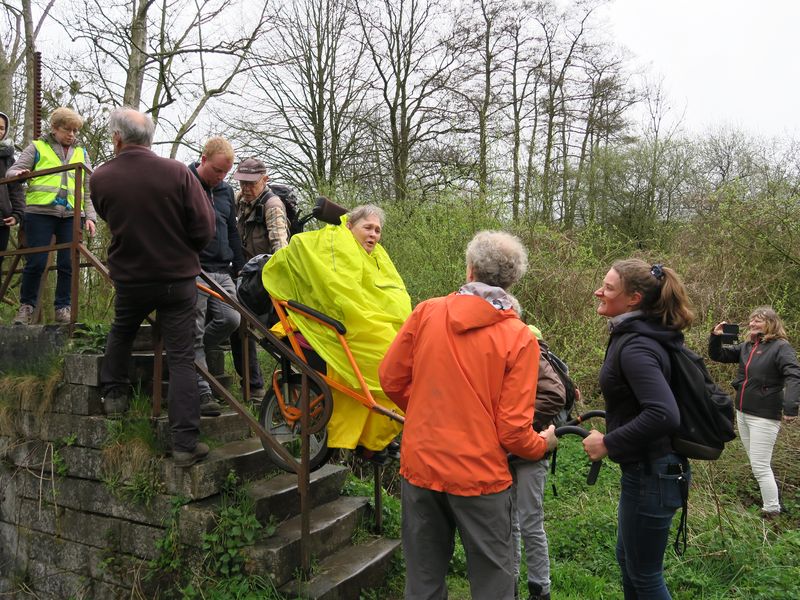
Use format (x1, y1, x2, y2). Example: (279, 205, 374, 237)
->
(58, 126, 80, 134)
(240, 180, 261, 187)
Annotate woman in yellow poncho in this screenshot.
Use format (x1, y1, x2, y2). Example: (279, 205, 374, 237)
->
(261, 204, 411, 462)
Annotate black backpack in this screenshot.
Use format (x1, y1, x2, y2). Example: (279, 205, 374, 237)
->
(236, 253, 274, 322)
(267, 183, 303, 236)
(612, 332, 736, 460)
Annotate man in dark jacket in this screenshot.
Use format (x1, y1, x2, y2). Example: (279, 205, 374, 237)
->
(91, 107, 215, 467)
(0, 111, 24, 286)
(189, 137, 245, 416)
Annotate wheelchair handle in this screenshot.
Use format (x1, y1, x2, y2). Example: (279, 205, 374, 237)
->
(554, 424, 602, 485)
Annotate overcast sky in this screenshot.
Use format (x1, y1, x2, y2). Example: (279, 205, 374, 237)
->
(601, 0, 800, 139)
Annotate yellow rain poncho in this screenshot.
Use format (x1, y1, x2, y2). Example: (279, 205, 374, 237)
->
(262, 216, 411, 451)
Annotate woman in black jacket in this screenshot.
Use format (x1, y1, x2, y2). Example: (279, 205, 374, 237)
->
(0, 111, 25, 285)
(709, 307, 799, 517)
(583, 258, 693, 600)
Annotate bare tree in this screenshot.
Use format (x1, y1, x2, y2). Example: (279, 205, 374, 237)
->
(0, 0, 55, 144)
(505, 1, 544, 220)
(451, 0, 513, 203)
(226, 0, 372, 196)
(52, 0, 267, 155)
(534, 1, 594, 223)
(354, 0, 461, 203)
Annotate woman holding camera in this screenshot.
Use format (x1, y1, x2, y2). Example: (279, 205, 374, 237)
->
(709, 307, 800, 518)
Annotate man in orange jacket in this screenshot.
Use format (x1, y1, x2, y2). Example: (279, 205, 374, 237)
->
(380, 230, 558, 600)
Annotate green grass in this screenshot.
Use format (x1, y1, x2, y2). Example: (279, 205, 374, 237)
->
(371, 424, 800, 599)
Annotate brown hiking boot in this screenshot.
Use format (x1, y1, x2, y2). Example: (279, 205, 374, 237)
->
(54, 307, 71, 324)
(199, 393, 222, 417)
(13, 304, 33, 325)
(173, 442, 210, 468)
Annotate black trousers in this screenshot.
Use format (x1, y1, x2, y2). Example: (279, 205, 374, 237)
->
(101, 278, 199, 452)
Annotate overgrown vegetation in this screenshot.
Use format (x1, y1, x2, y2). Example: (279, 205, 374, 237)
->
(148, 472, 281, 599)
(70, 322, 110, 354)
(101, 389, 165, 507)
(0, 363, 62, 438)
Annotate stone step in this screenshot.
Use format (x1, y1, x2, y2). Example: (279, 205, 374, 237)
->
(248, 463, 349, 524)
(278, 536, 401, 600)
(9, 409, 248, 452)
(163, 437, 273, 500)
(13, 412, 109, 448)
(2, 410, 254, 482)
(245, 495, 370, 587)
(0, 324, 70, 375)
(155, 410, 252, 448)
(178, 463, 349, 546)
(64, 352, 160, 389)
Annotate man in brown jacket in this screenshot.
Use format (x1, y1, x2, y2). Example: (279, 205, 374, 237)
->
(90, 107, 215, 467)
(228, 158, 291, 400)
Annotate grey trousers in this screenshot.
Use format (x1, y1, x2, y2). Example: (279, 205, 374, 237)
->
(401, 478, 516, 600)
(195, 272, 240, 396)
(510, 458, 551, 595)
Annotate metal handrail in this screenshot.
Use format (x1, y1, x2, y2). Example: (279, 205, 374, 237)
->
(0, 163, 324, 576)
(0, 162, 100, 329)
(192, 272, 336, 574)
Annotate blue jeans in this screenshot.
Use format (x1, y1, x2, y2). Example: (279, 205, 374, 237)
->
(21, 213, 74, 308)
(617, 453, 690, 600)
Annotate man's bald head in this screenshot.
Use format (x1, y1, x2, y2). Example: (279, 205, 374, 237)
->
(108, 107, 156, 149)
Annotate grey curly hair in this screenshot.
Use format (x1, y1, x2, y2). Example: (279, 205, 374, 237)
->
(466, 230, 528, 289)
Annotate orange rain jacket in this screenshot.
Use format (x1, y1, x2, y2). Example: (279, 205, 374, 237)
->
(379, 292, 547, 496)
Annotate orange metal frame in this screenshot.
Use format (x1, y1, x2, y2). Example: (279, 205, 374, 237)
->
(270, 297, 405, 426)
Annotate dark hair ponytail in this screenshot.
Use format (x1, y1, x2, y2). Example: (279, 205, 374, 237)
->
(612, 258, 694, 330)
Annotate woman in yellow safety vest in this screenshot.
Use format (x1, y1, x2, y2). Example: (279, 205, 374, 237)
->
(7, 107, 97, 325)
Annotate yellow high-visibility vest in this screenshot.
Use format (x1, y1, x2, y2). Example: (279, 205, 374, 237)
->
(26, 140, 86, 210)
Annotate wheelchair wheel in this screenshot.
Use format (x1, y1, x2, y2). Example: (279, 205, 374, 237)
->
(258, 371, 333, 472)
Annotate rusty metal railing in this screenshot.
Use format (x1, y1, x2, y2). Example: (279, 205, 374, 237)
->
(0, 163, 329, 575)
(0, 163, 106, 329)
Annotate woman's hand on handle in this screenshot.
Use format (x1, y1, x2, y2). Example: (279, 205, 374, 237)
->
(712, 322, 726, 336)
(582, 428, 608, 461)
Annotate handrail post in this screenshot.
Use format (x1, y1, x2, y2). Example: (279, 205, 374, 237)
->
(300, 372, 311, 576)
(241, 326, 251, 402)
(69, 165, 83, 330)
(374, 465, 383, 534)
(152, 318, 164, 418)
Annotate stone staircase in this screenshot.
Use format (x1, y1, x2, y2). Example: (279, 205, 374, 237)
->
(0, 325, 400, 599)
